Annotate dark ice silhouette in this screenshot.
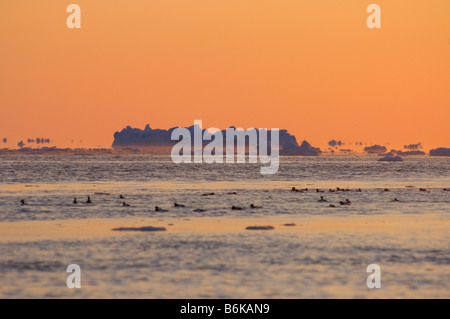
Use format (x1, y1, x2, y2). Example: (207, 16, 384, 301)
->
(430, 148, 450, 157)
(364, 145, 387, 154)
(112, 124, 321, 155)
(112, 226, 167, 232)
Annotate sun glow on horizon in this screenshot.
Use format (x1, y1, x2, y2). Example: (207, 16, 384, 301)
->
(0, 1, 449, 150)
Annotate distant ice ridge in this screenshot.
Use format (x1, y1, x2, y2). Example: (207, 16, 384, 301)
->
(112, 124, 321, 156)
(282, 140, 321, 156)
(112, 226, 166, 232)
(404, 142, 422, 150)
(369, 143, 429, 156)
(429, 148, 450, 157)
(379, 155, 403, 162)
(364, 145, 387, 154)
(379, 149, 426, 156)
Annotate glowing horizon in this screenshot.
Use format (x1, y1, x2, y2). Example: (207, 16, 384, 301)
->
(1, 1, 449, 150)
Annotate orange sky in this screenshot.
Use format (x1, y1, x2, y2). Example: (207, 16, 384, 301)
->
(0, 1, 449, 150)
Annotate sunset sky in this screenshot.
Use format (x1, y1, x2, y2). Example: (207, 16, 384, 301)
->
(0, 1, 449, 150)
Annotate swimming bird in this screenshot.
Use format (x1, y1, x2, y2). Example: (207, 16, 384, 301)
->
(122, 202, 130, 207)
(231, 206, 242, 210)
(86, 196, 92, 204)
(340, 200, 351, 206)
(250, 204, 262, 209)
(316, 189, 324, 193)
(329, 189, 335, 193)
(357, 188, 362, 192)
(393, 198, 399, 202)
(174, 203, 185, 207)
(329, 204, 336, 208)
(345, 199, 351, 204)
(193, 208, 206, 212)
(20, 199, 26, 206)
(227, 192, 237, 195)
(119, 194, 125, 199)
(419, 188, 427, 192)
(444, 188, 449, 191)
(155, 206, 168, 212)
(202, 192, 215, 196)
(318, 196, 327, 202)
(291, 187, 298, 192)
(384, 188, 390, 192)
(73, 197, 77, 204)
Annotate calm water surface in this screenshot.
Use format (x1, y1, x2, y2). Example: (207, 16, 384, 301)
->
(0, 155, 449, 298)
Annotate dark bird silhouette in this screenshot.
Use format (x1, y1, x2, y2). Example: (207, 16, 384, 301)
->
(250, 204, 262, 209)
(340, 201, 350, 206)
(174, 203, 185, 207)
(316, 189, 324, 193)
(329, 204, 336, 208)
(227, 192, 237, 195)
(20, 199, 26, 206)
(329, 189, 335, 193)
(73, 197, 77, 204)
(193, 208, 206, 212)
(86, 196, 92, 204)
(119, 194, 125, 199)
(384, 189, 390, 192)
(122, 202, 130, 207)
(318, 196, 327, 202)
(357, 188, 362, 192)
(202, 192, 215, 196)
(345, 199, 351, 204)
(231, 206, 242, 210)
(155, 206, 168, 212)
(419, 188, 427, 192)
(393, 198, 399, 202)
